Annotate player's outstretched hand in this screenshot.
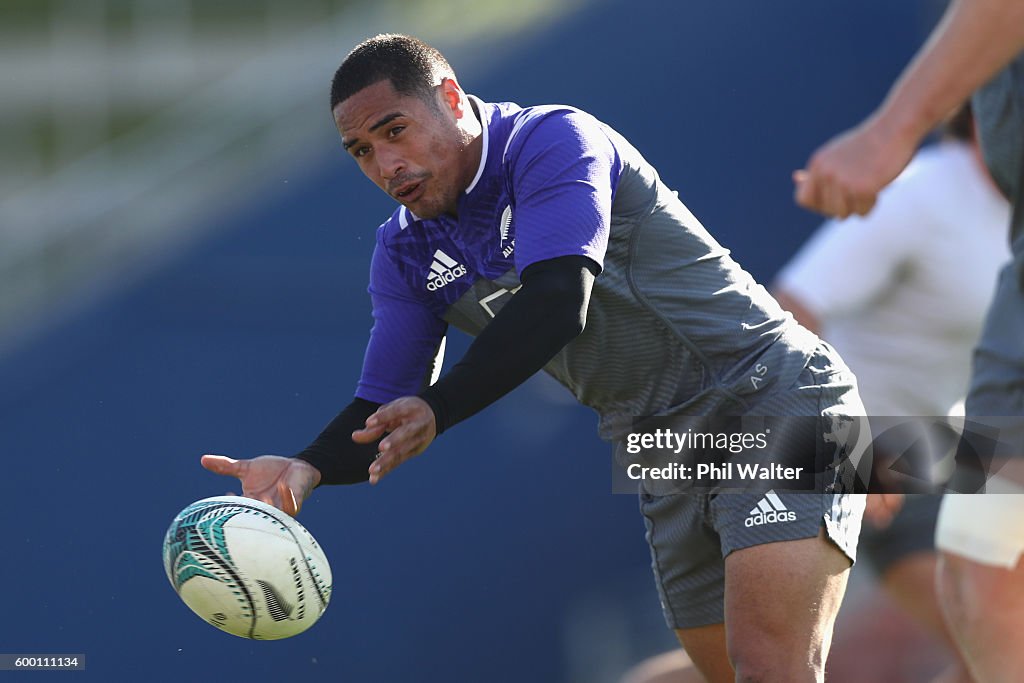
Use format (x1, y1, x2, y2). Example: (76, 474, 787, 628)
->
(201, 454, 321, 517)
(794, 115, 918, 219)
(352, 396, 437, 485)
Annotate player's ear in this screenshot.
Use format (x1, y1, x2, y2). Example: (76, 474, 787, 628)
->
(438, 77, 467, 119)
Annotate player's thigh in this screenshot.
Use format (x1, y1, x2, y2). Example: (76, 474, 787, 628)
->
(723, 528, 852, 663)
(937, 549, 1024, 683)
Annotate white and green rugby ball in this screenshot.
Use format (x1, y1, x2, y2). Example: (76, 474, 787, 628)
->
(163, 496, 332, 640)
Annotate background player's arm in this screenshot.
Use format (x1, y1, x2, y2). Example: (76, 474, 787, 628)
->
(772, 290, 821, 335)
(795, 0, 1024, 217)
(775, 179, 922, 334)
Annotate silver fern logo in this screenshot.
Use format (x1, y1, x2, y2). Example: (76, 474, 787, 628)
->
(499, 205, 514, 258)
(499, 205, 512, 243)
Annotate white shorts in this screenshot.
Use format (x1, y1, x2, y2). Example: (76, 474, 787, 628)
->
(936, 476, 1024, 568)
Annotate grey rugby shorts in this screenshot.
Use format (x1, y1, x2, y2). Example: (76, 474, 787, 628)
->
(638, 344, 867, 629)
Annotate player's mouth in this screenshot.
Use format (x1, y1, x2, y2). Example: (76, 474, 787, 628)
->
(394, 181, 424, 203)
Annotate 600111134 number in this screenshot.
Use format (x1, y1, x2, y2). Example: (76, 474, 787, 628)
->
(0, 655, 85, 670)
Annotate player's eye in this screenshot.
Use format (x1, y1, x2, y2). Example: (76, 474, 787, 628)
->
(354, 145, 371, 158)
(388, 126, 405, 138)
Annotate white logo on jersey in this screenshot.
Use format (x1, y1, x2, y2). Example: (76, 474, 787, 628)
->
(499, 205, 515, 258)
(500, 205, 512, 242)
(426, 250, 467, 291)
(744, 490, 797, 527)
(478, 285, 522, 318)
(750, 363, 768, 390)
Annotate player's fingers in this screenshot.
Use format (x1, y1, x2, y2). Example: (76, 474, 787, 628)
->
(364, 400, 409, 429)
(352, 424, 387, 443)
(822, 180, 851, 219)
(793, 170, 821, 212)
(201, 454, 244, 477)
(371, 427, 429, 485)
(358, 397, 427, 443)
(380, 418, 429, 457)
(370, 396, 427, 426)
(850, 192, 876, 217)
(368, 452, 387, 485)
(277, 479, 298, 517)
(369, 442, 409, 483)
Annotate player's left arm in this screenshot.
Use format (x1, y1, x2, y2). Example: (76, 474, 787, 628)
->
(354, 111, 618, 483)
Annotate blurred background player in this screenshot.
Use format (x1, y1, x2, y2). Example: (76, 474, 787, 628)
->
(620, 103, 1010, 683)
(776, 102, 1009, 683)
(795, 1, 1024, 680)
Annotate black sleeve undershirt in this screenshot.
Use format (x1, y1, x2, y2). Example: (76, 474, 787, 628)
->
(419, 254, 598, 434)
(294, 397, 381, 485)
(292, 254, 598, 486)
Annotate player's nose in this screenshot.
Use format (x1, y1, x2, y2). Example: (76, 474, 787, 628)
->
(376, 149, 406, 182)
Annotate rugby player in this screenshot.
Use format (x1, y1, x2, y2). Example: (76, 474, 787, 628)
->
(795, 1, 1024, 679)
(203, 34, 867, 682)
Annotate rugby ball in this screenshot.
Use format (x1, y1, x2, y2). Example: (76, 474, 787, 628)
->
(162, 496, 332, 639)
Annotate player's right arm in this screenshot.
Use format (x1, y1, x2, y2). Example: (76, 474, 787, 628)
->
(795, 0, 1024, 217)
(201, 236, 446, 514)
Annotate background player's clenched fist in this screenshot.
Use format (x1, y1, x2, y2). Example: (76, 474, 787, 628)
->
(793, 114, 918, 219)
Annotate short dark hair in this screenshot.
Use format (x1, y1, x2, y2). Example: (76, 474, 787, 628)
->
(330, 34, 455, 111)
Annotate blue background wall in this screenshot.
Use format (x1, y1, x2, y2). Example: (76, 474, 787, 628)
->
(0, 1, 937, 680)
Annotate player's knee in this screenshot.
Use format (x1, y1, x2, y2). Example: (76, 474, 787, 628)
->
(936, 552, 973, 630)
(936, 551, 1009, 632)
(729, 656, 820, 683)
(730, 659, 774, 683)
(727, 626, 824, 683)
(938, 551, 1024, 675)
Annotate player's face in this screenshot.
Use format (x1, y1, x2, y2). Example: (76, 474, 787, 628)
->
(334, 79, 475, 219)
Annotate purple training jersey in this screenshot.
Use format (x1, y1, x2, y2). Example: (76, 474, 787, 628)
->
(357, 96, 818, 440)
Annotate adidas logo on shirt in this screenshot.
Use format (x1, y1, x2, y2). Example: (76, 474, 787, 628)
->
(426, 250, 467, 291)
(745, 490, 797, 527)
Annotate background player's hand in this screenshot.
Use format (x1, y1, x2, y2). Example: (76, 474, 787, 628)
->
(794, 115, 918, 218)
(352, 396, 436, 484)
(863, 492, 905, 529)
(201, 454, 321, 516)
